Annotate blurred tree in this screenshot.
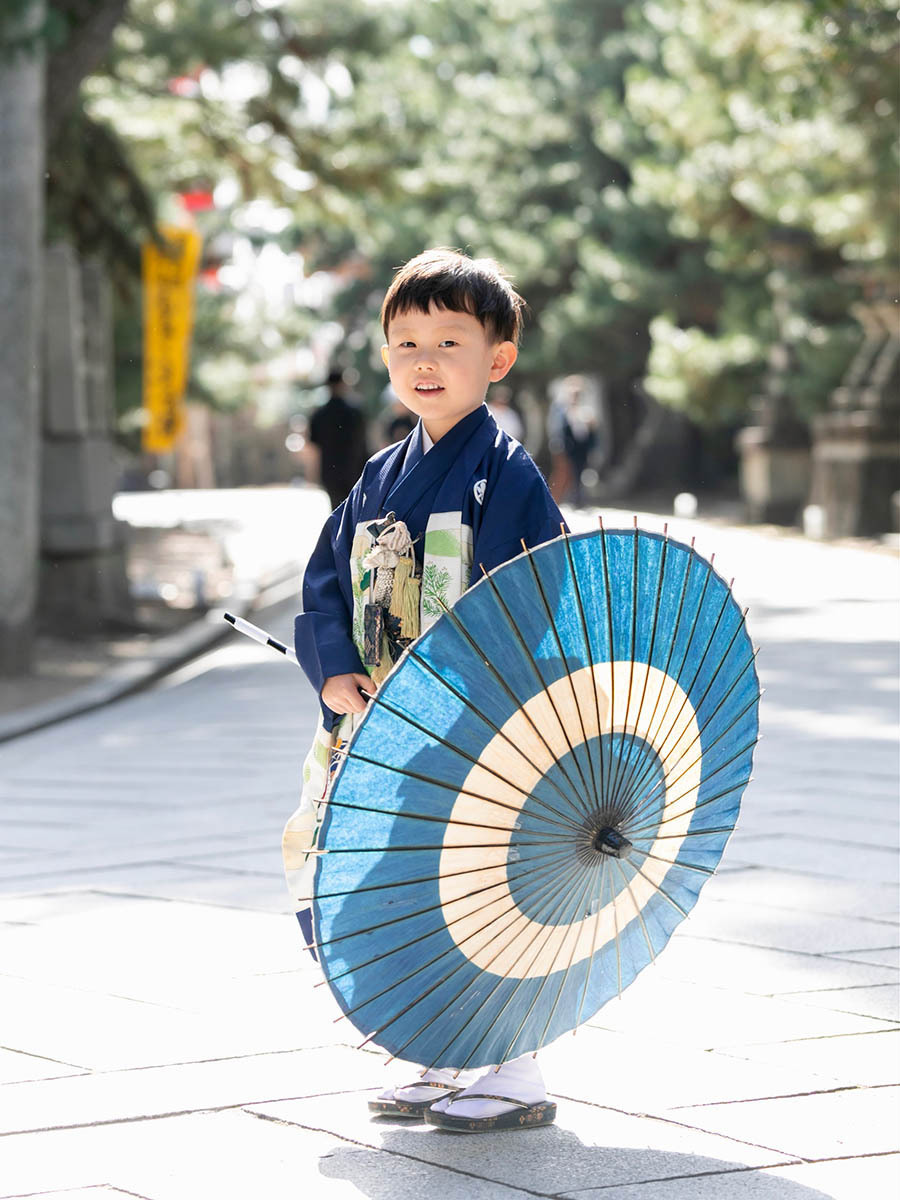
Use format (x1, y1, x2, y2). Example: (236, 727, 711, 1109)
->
(626, 0, 897, 424)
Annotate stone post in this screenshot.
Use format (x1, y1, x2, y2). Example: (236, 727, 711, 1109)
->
(736, 233, 811, 525)
(0, 2, 45, 673)
(39, 244, 132, 631)
(809, 283, 900, 537)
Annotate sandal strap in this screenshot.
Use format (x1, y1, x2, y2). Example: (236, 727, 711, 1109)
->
(396, 1080, 460, 1094)
(448, 1092, 533, 1109)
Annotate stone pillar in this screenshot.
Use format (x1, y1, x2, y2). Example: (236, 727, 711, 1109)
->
(0, 2, 45, 673)
(39, 244, 132, 632)
(736, 235, 812, 525)
(810, 293, 900, 537)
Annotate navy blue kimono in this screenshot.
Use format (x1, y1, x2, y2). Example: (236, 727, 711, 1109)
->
(296, 404, 565, 729)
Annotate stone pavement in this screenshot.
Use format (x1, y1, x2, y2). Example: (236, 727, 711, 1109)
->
(0, 496, 897, 1199)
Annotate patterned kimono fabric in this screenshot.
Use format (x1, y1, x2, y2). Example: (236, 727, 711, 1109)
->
(282, 405, 563, 954)
(282, 472, 471, 949)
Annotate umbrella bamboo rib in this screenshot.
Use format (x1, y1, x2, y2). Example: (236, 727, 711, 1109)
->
(610, 531, 669, 815)
(477, 566, 594, 817)
(619, 682, 758, 835)
(435, 595, 591, 811)
(404, 647, 584, 829)
(573, 857, 616, 1031)
(598, 521, 618, 809)
(360, 854, 588, 1059)
(364, 691, 581, 831)
(619, 603, 747, 826)
(617, 645, 755, 830)
(526, 861, 605, 1060)
(611, 856, 657, 965)
(521, 542, 598, 806)
(633, 847, 715, 875)
(562, 529, 608, 808)
(626, 740, 757, 838)
(491, 862, 602, 1068)
(607, 522, 641, 811)
(341, 748, 581, 835)
(425, 853, 599, 1072)
(335, 851, 584, 1029)
(317, 839, 574, 961)
(624, 545, 696, 806)
(323, 795, 578, 840)
(617, 558, 721, 823)
(308, 853, 572, 904)
(628, 856, 690, 918)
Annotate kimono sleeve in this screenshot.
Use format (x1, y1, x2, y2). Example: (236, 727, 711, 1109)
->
(294, 499, 365, 702)
(474, 444, 566, 574)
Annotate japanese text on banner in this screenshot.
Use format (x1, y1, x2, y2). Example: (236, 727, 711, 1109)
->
(142, 226, 202, 453)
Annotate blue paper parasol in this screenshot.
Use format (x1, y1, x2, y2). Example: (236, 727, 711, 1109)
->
(313, 525, 759, 1070)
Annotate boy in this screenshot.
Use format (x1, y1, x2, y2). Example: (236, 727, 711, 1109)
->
(283, 248, 564, 1131)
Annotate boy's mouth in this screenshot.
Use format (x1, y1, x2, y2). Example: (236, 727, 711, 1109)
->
(414, 382, 444, 395)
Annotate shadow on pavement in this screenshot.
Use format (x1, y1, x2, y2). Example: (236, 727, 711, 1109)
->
(318, 1124, 832, 1197)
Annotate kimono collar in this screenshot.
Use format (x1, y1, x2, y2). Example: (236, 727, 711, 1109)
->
(383, 405, 493, 518)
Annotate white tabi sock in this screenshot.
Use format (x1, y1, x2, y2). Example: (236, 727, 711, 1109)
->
(428, 1053, 546, 1119)
(377, 1065, 477, 1103)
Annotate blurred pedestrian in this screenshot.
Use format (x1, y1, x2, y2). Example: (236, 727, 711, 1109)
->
(547, 374, 598, 506)
(307, 367, 369, 510)
(379, 383, 417, 446)
(486, 383, 524, 442)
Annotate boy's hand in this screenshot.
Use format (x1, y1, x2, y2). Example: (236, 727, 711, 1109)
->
(321, 672, 374, 714)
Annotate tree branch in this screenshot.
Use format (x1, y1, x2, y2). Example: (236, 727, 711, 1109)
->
(46, 0, 128, 144)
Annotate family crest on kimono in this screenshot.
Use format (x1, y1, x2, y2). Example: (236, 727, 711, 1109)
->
(283, 248, 566, 1132)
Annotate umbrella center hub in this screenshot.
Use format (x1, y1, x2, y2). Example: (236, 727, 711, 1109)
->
(594, 827, 632, 858)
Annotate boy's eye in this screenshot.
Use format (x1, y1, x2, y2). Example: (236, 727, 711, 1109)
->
(439, 340, 457, 348)
(398, 341, 415, 348)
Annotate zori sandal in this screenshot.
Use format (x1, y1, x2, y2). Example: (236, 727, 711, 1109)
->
(425, 1093, 557, 1133)
(368, 1079, 464, 1119)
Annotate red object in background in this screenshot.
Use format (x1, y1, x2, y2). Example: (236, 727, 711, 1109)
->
(168, 73, 201, 98)
(179, 190, 215, 213)
(199, 266, 220, 289)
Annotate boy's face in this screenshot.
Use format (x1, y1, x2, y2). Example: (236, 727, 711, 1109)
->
(381, 303, 517, 441)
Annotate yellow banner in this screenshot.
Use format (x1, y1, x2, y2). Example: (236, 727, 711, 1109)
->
(142, 225, 202, 453)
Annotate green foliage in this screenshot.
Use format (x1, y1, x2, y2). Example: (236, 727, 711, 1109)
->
(47, 0, 897, 435)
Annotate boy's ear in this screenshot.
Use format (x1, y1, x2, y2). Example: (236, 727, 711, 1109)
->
(380, 344, 390, 369)
(489, 341, 518, 382)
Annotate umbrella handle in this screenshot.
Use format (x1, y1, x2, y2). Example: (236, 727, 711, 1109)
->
(223, 612, 299, 666)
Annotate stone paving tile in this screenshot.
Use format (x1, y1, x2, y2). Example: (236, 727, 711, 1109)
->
(0, 1048, 82, 1085)
(245, 1091, 786, 1195)
(2, 1190, 143, 1200)
(701, 866, 899, 920)
(0, 1044, 385, 1135)
(0, 968, 334, 1072)
(678, 897, 898, 956)
(559, 1152, 900, 1199)
(725, 835, 898, 883)
(0, 1108, 536, 1200)
(672, 1084, 900, 1160)
(0, 894, 299, 992)
(717, 1028, 899, 1088)
(734, 811, 899, 852)
(539, 1026, 840, 1111)
(828, 946, 900, 969)
(656, 933, 899, 995)
(0, 863, 291, 911)
(780, 983, 899, 1022)
(586, 975, 890, 1050)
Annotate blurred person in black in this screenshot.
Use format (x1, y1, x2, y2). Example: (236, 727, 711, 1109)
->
(379, 382, 417, 447)
(307, 367, 370, 510)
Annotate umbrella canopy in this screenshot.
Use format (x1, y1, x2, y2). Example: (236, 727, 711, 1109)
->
(313, 526, 759, 1070)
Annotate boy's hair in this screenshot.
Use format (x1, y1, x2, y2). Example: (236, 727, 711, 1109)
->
(381, 248, 526, 345)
